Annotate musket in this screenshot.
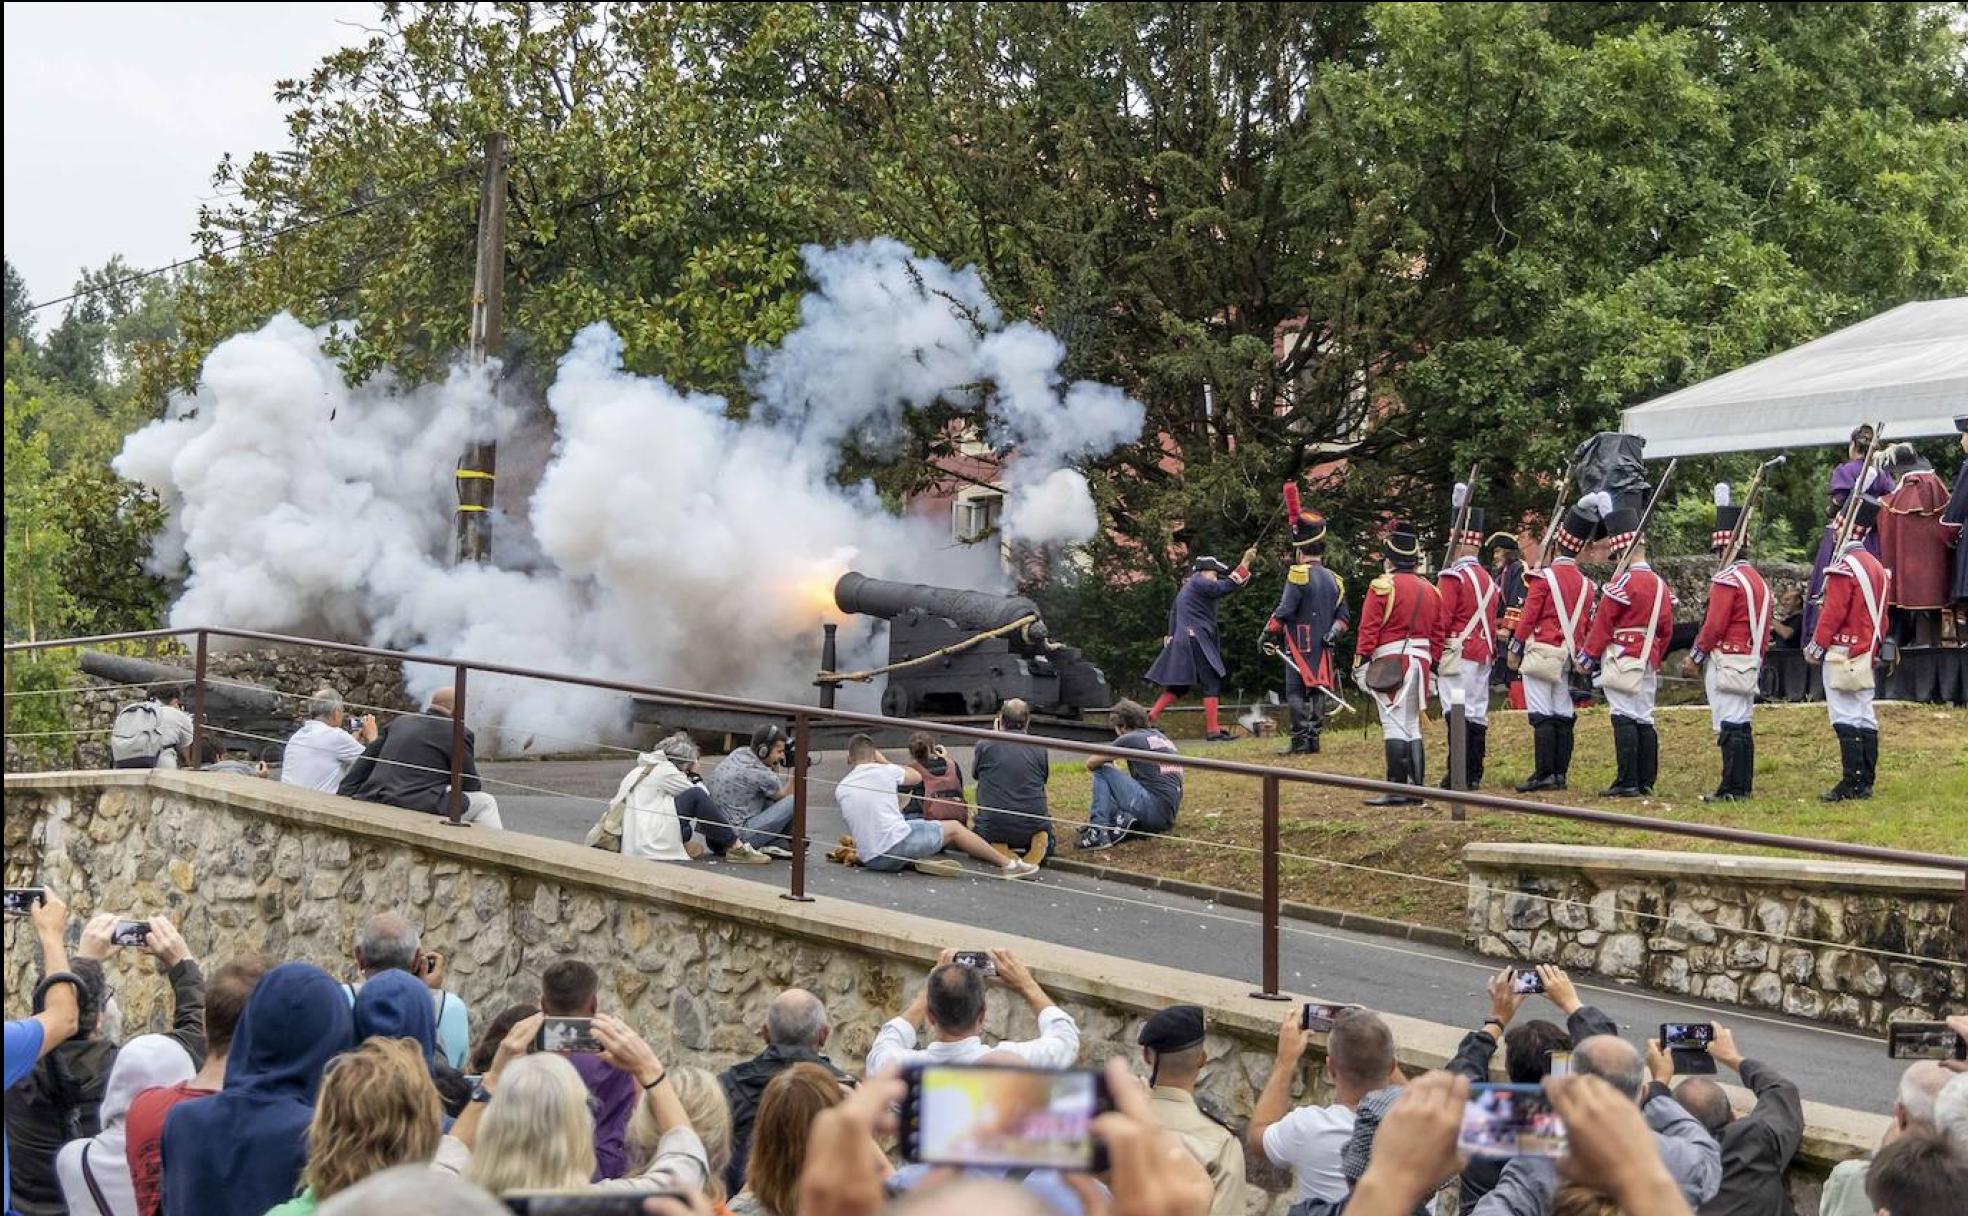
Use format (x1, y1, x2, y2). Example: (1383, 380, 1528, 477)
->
(1531, 465, 1572, 571)
(1610, 456, 1679, 581)
(1810, 419, 1886, 606)
(1714, 454, 1788, 572)
(1440, 464, 1480, 571)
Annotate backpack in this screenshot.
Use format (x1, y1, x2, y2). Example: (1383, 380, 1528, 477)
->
(916, 759, 969, 824)
(109, 701, 169, 766)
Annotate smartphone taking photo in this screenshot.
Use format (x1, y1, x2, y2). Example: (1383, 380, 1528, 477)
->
(952, 951, 997, 977)
(1459, 1083, 1567, 1159)
(1660, 1022, 1717, 1075)
(1510, 968, 1545, 995)
(899, 1063, 1111, 1173)
(1547, 1050, 1571, 1077)
(2, 888, 46, 917)
(535, 1016, 602, 1054)
(110, 919, 151, 946)
(1301, 1001, 1357, 1033)
(1887, 1021, 1965, 1061)
(505, 1193, 692, 1215)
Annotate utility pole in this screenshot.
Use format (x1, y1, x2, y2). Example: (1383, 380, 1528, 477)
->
(455, 131, 507, 564)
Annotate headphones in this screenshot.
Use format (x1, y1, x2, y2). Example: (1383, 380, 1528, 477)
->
(751, 724, 788, 760)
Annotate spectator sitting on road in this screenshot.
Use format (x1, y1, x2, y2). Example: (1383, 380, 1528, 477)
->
(8, 914, 205, 1216)
(1655, 1023, 1801, 1216)
(1248, 1005, 1398, 1209)
(340, 913, 472, 1072)
(1865, 1129, 1967, 1216)
(444, 1010, 708, 1197)
(265, 1038, 443, 1216)
(159, 961, 354, 1216)
(196, 737, 266, 777)
(719, 990, 850, 1198)
(610, 734, 770, 865)
(1138, 1005, 1246, 1216)
(281, 689, 377, 793)
(125, 956, 267, 1216)
(836, 734, 1039, 880)
(539, 960, 637, 1180)
(971, 699, 1054, 864)
(1078, 698, 1183, 851)
(5, 891, 82, 1216)
(1819, 1059, 1956, 1216)
(706, 725, 800, 859)
(898, 732, 969, 825)
(734, 1062, 850, 1216)
(864, 949, 1080, 1074)
(108, 686, 194, 770)
(54, 1035, 195, 1216)
(336, 687, 502, 829)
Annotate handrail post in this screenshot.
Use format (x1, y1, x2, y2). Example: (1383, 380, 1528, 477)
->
(1449, 696, 1468, 822)
(783, 712, 814, 902)
(445, 666, 469, 825)
(1251, 774, 1289, 1000)
(190, 630, 209, 766)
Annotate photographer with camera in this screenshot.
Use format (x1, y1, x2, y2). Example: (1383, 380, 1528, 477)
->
(280, 688, 377, 793)
(339, 914, 472, 1072)
(706, 726, 801, 859)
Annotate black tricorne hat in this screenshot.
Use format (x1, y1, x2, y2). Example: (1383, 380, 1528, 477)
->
(1192, 555, 1233, 576)
(1138, 1005, 1207, 1054)
(1484, 532, 1521, 555)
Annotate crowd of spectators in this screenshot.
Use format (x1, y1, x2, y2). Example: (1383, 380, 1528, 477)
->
(6, 887, 1967, 1216)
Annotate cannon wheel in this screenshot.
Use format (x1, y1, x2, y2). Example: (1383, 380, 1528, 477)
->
(881, 685, 915, 718)
(963, 688, 1001, 715)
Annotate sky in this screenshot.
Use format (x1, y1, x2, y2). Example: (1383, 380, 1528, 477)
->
(3, 1, 375, 317)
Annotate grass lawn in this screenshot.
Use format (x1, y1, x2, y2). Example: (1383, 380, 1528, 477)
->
(1031, 702, 1967, 931)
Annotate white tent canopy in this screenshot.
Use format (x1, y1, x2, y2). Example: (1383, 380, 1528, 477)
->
(1621, 298, 1968, 458)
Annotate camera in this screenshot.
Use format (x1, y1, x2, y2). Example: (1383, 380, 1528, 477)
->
(2, 888, 46, 917)
(898, 1062, 1111, 1173)
(111, 919, 152, 947)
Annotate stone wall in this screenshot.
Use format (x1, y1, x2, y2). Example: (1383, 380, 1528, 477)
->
(1465, 844, 1966, 1033)
(3, 772, 1890, 1213)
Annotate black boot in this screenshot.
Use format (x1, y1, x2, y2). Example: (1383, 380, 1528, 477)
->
(1466, 722, 1488, 790)
(1551, 715, 1575, 790)
(1636, 722, 1660, 795)
(1601, 715, 1641, 797)
(1408, 740, 1428, 800)
(1366, 740, 1422, 806)
(1857, 727, 1879, 798)
(1280, 696, 1309, 755)
(1305, 705, 1324, 754)
(1516, 714, 1558, 792)
(1735, 723, 1755, 798)
(1821, 725, 1866, 801)
(1702, 724, 1743, 803)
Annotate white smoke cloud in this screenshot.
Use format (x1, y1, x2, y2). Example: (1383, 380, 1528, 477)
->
(115, 239, 1143, 750)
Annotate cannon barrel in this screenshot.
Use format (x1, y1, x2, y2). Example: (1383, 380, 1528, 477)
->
(833, 573, 1049, 647)
(78, 651, 285, 715)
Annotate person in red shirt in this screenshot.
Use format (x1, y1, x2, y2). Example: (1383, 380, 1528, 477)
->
(1806, 497, 1890, 802)
(1352, 521, 1445, 806)
(1684, 491, 1773, 803)
(1435, 507, 1499, 789)
(1579, 507, 1675, 798)
(1509, 498, 1602, 792)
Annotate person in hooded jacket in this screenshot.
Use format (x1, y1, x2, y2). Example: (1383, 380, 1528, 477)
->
(157, 962, 353, 1216)
(616, 735, 769, 865)
(53, 1036, 195, 1216)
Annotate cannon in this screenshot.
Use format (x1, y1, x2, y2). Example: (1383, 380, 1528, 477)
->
(832, 572, 1112, 719)
(78, 651, 297, 760)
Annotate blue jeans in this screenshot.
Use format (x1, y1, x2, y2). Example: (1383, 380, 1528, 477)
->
(738, 793, 797, 848)
(862, 819, 950, 872)
(676, 786, 737, 854)
(1089, 766, 1173, 833)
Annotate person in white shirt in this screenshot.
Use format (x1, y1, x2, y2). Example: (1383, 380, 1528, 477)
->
(835, 733, 1038, 879)
(864, 948, 1080, 1075)
(280, 688, 378, 793)
(1247, 1005, 1398, 1206)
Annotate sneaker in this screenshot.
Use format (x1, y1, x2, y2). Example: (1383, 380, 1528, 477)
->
(1076, 825, 1110, 851)
(723, 843, 773, 865)
(1111, 811, 1139, 841)
(999, 859, 1041, 880)
(759, 844, 796, 860)
(910, 858, 963, 877)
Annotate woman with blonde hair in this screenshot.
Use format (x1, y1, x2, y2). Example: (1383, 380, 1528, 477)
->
(632, 1066, 735, 1212)
(442, 1011, 708, 1198)
(265, 1037, 442, 1215)
(731, 1063, 852, 1216)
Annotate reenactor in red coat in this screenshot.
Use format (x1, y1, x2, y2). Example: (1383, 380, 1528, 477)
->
(1508, 497, 1602, 792)
(1685, 489, 1773, 802)
(1351, 521, 1445, 806)
(1579, 506, 1676, 798)
(1806, 498, 1891, 802)
(1436, 508, 1499, 788)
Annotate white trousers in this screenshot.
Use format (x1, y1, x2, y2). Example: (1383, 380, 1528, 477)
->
(1824, 682, 1877, 730)
(462, 791, 504, 829)
(1437, 660, 1491, 726)
(1374, 665, 1425, 743)
(1521, 673, 1574, 719)
(1704, 663, 1756, 732)
(1600, 670, 1659, 725)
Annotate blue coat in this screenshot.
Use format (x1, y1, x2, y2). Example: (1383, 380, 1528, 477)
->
(1269, 562, 1349, 680)
(1145, 571, 1247, 688)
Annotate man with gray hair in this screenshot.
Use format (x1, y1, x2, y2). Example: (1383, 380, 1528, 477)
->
(718, 988, 847, 1194)
(1819, 1060, 1958, 1216)
(339, 912, 473, 1071)
(337, 686, 502, 828)
(972, 698, 1055, 864)
(316, 1164, 506, 1216)
(280, 687, 378, 792)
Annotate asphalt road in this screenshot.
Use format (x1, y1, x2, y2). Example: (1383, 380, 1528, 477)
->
(481, 752, 1907, 1113)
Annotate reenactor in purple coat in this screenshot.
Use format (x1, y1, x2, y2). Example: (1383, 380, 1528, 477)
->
(1146, 546, 1258, 741)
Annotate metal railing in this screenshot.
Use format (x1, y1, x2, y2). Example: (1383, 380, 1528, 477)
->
(7, 625, 1966, 993)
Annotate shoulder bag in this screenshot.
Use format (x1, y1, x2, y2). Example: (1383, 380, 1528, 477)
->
(1437, 570, 1496, 679)
(585, 763, 655, 852)
(1826, 557, 1886, 693)
(1363, 577, 1426, 693)
(1710, 571, 1769, 697)
(1518, 570, 1585, 684)
(1598, 577, 1666, 696)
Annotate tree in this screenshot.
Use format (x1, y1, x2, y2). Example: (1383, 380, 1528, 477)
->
(3, 257, 34, 353)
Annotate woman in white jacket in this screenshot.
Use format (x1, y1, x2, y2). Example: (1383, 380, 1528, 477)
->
(616, 734, 770, 864)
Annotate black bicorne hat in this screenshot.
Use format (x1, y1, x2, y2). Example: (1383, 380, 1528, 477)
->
(1383, 520, 1421, 568)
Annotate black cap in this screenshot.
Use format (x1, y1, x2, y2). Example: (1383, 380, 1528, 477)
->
(1138, 1005, 1207, 1053)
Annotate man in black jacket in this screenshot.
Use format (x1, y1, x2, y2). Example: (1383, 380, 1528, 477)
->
(717, 989, 848, 1195)
(5, 914, 204, 1216)
(1658, 1023, 1804, 1216)
(337, 687, 502, 827)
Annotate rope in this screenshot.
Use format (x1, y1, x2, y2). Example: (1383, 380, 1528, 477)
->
(817, 614, 1039, 684)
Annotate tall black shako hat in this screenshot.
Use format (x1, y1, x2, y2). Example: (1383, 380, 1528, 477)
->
(1849, 495, 1883, 540)
(1449, 481, 1485, 550)
(1382, 519, 1421, 568)
(1711, 482, 1744, 553)
(1138, 1005, 1207, 1054)
(1554, 491, 1614, 553)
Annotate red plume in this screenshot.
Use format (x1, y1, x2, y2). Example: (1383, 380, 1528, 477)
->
(1282, 481, 1302, 524)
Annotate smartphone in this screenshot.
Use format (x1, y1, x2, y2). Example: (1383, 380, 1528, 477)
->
(2, 888, 46, 917)
(952, 951, 997, 977)
(1458, 1083, 1568, 1159)
(110, 919, 151, 946)
(504, 1193, 693, 1215)
(1302, 1001, 1357, 1033)
(1547, 1050, 1571, 1078)
(1511, 968, 1545, 995)
(1887, 1021, 1965, 1061)
(899, 1062, 1111, 1173)
(535, 1016, 602, 1054)
(1660, 1022, 1714, 1051)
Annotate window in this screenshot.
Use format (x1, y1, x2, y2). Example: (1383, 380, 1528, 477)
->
(953, 491, 1005, 544)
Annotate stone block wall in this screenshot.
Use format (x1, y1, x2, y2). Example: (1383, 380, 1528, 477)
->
(1464, 844, 1966, 1033)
